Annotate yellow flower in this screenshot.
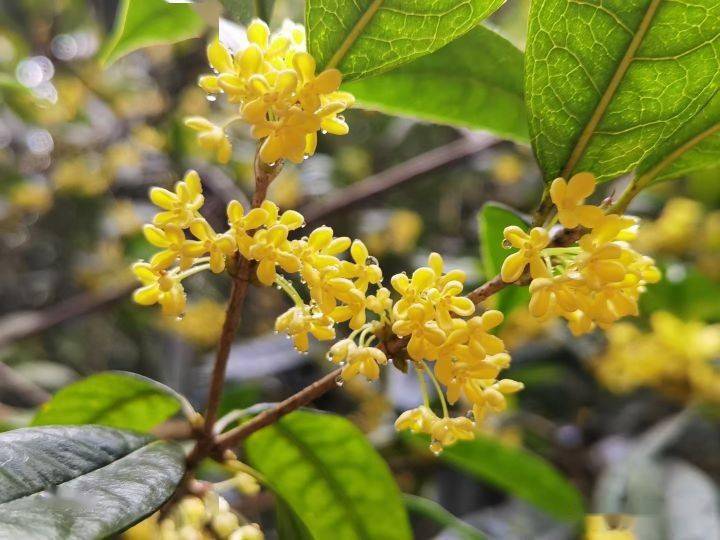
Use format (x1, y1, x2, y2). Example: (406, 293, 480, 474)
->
(275, 305, 335, 352)
(366, 286, 393, 315)
(186, 218, 237, 273)
(330, 342, 387, 381)
(528, 276, 579, 318)
(395, 406, 438, 434)
(576, 239, 626, 289)
(149, 170, 204, 228)
(501, 226, 550, 282)
(585, 515, 636, 540)
(338, 240, 383, 292)
(230, 524, 264, 540)
(132, 262, 186, 317)
(143, 223, 193, 271)
(184, 117, 232, 163)
(429, 416, 476, 451)
(550, 172, 604, 229)
(194, 20, 353, 165)
(227, 200, 270, 254)
(248, 225, 301, 285)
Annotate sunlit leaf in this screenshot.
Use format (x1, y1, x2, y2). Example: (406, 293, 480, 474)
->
(32, 372, 181, 432)
(306, 0, 506, 81)
(246, 410, 412, 540)
(525, 0, 720, 183)
(100, 0, 206, 67)
(343, 25, 527, 142)
(0, 426, 184, 538)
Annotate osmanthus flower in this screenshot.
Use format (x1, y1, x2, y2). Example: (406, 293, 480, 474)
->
(186, 219, 237, 273)
(338, 239, 383, 292)
(327, 339, 388, 381)
(528, 275, 579, 319)
(500, 226, 551, 282)
(227, 200, 270, 249)
(132, 262, 187, 317)
(149, 170, 204, 228)
(191, 19, 354, 164)
(247, 225, 301, 285)
(549, 172, 604, 229)
(395, 406, 476, 454)
(274, 305, 335, 352)
(184, 117, 232, 164)
(143, 223, 193, 270)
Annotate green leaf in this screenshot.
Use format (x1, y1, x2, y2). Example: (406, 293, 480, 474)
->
(636, 91, 720, 184)
(245, 410, 412, 540)
(306, 0, 507, 81)
(407, 433, 584, 523)
(100, 0, 206, 67)
(342, 25, 527, 142)
(0, 425, 185, 538)
(276, 496, 315, 540)
(525, 0, 720, 183)
(403, 494, 487, 540)
(32, 372, 181, 432)
(478, 202, 530, 314)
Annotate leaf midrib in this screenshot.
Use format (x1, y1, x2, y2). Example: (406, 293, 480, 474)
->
(274, 421, 371, 540)
(325, 0, 385, 70)
(561, 0, 663, 178)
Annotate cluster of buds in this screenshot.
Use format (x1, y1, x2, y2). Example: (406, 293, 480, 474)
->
(141, 492, 263, 540)
(186, 19, 354, 164)
(501, 172, 661, 335)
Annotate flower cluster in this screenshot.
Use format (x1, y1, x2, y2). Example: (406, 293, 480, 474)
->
(125, 492, 263, 540)
(132, 170, 525, 453)
(390, 253, 523, 453)
(186, 20, 354, 164)
(595, 311, 720, 404)
(501, 172, 661, 335)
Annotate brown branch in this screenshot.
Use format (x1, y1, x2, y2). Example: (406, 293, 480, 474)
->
(213, 367, 342, 451)
(301, 134, 499, 224)
(201, 157, 282, 437)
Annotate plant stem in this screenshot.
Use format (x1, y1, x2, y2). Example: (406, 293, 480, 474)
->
(201, 155, 283, 438)
(214, 367, 342, 451)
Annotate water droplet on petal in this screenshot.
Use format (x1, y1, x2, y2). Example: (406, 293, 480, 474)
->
(502, 239, 512, 249)
(206, 95, 216, 102)
(429, 440, 443, 456)
(335, 375, 344, 387)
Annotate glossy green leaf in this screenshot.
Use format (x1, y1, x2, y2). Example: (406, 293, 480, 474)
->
(478, 202, 530, 314)
(407, 434, 584, 523)
(32, 372, 181, 432)
(525, 0, 720, 183)
(245, 410, 411, 540)
(100, 0, 206, 67)
(343, 25, 527, 142)
(306, 0, 506, 81)
(637, 91, 720, 184)
(404, 494, 487, 540)
(0, 426, 185, 538)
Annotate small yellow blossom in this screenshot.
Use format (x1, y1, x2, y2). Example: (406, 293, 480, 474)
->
(143, 224, 191, 270)
(550, 172, 604, 229)
(275, 305, 335, 352)
(150, 170, 204, 228)
(501, 226, 550, 282)
(184, 117, 232, 163)
(187, 219, 237, 273)
(132, 263, 186, 317)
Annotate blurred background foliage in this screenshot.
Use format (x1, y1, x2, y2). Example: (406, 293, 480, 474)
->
(1, 1, 719, 538)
